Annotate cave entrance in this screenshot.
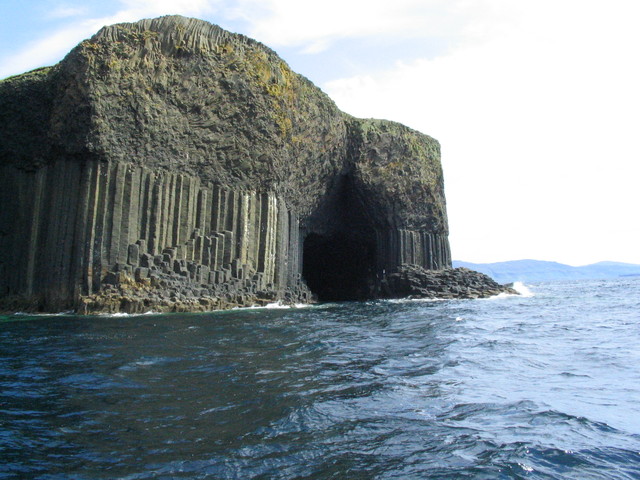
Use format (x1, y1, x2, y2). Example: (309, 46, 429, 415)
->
(302, 232, 376, 302)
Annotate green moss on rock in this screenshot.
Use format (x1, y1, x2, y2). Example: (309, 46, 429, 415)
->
(0, 16, 453, 313)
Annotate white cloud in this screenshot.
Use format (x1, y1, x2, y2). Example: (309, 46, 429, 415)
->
(3, 0, 639, 264)
(117, 0, 217, 17)
(0, 25, 89, 79)
(324, 0, 640, 264)
(0, 0, 221, 79)
(233, 0, 512, 52)
(48, 6, 89, 19)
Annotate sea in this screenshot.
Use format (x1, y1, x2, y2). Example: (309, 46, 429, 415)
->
(1, 277, 640, 479)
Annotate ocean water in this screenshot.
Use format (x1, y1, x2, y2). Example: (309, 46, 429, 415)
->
(1, 278, 640, 479)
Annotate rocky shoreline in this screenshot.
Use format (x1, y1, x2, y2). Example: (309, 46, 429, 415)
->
(0, 265, 515, 315)
(381, 265, 518, 300)
(0, 16, 507, 315)
(75, 278, 312, 315)
(75, 265, 517, 314)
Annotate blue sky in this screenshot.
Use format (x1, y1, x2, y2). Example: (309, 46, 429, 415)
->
(2, 0, 640, 266)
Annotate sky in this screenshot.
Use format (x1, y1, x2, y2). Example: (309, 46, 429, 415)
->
(1, 0, 639, 266)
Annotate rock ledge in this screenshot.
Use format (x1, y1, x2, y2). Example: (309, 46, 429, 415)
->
(382, 265, 518, 300)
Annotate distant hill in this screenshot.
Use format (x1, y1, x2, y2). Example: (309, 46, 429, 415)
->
(452, 259, 640, 283)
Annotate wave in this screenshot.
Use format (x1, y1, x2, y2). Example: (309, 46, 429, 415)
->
(10, 310, 159, 319)
(478, 281, 534, 300)
(98, 311, 157, 318)
(12, 310, 74, 317)
(385, 297, 445, 304)
(484, 281, 534, 299)
(512, 281, 534, 297)
(92, 302, 311, 317)
(233, 301, 312, 311)
(265, 301, 310, 309)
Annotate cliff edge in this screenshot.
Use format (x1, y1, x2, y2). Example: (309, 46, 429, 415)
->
(0, 16, 462, 313)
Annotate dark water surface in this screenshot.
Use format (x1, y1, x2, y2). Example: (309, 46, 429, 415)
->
(2, 279, 640, 479)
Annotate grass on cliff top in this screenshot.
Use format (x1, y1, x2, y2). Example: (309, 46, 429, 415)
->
(1, 66, 53, 85)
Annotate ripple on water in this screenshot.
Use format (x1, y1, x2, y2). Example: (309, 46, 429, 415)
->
(1, 278, 640, 479)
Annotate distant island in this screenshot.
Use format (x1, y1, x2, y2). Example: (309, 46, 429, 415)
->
(453, 260, 640, 283)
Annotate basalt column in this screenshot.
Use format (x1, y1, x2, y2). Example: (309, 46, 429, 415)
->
(0, 160, 308, 312)
(299, 170, 451, 302)
(0, 15, 452, 313)
(300, 227, 450, 302)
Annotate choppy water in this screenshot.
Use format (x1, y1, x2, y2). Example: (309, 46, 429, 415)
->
(1, 278, 640, 479)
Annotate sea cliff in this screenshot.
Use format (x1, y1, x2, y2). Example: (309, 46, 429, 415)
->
(0, 16, 509, 313)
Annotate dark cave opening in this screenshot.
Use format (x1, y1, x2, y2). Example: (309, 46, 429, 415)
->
(302, 232, 376, 302)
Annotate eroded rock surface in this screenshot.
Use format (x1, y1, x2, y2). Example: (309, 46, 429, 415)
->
(0, 15, 492, 314)
(383, 265, 518, 300)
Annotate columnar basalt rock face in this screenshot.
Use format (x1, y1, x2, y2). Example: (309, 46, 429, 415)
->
(0, 160, 312, 312)
(0, 16, 455, 313)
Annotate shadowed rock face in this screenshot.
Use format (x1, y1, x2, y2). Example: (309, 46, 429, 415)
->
(0, 16, 451, 313)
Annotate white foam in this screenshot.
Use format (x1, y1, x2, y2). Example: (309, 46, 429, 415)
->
(481, 281, 534, 300)
(485, 291, 518, 300)
(12, 311, 74, 317)
(385, 297, 443, 304)
(133, 359, 159, 366)
(264, 301, 311, 309)
(265, 301, 293, 309)
(518, 463, 534, 473)
(512, 281, 534, 297)
(232, 301, 312, 311)
(99, 310, 156, 318)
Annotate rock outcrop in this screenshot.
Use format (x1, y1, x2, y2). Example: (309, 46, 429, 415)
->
(382, 265, 518, 300)
(0, 16, 468, 313)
